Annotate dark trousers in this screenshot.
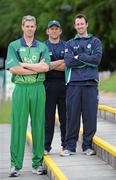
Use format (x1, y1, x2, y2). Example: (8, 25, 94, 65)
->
(45, 81, 66, 151)
(65, 84, 98, 152)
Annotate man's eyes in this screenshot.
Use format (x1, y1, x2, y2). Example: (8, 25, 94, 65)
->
(26, 26, 34, 28)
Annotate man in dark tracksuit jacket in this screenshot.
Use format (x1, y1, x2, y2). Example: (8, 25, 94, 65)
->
(61, 14, 102, 156)
(44, 20, 66, 154)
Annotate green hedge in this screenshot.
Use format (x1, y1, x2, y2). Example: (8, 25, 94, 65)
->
(99, 74, 116, 93)
(0, 100, 11, 124)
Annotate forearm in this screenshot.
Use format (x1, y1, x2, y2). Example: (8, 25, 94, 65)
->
(64, 54, 86, 68)
(54, 62, 65, 71)
(79, 53, 102, 66)
(49, 59, 64, 70)
(64, 42, 81, 68)
(78, 39, 102, 66)
(21, 62, 49, 72)
(10, 66, 37, 75)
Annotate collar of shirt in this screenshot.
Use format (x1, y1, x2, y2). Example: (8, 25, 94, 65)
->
(20, 37, 37, 47)
(74, 33, 93, 40)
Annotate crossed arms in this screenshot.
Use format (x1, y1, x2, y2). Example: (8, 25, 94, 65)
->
(64, 38, 102, 68)
(10, 59, 49, 75)
(49, 59, 65, 71)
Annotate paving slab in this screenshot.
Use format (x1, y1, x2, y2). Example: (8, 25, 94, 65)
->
(0, 124, 49, 180)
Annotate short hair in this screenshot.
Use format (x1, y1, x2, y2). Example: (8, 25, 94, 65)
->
(22, 15, 36, 26)
(74, 14, 88, 24)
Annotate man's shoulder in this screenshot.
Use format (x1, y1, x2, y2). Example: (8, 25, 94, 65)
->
(9, 39, 21, 47)
(36, 39, 45, 45)
(36, 40, 48, 48)
(91, 36, 102, 45)
(59, 39, 66, 46)
(43, 39, 48, 45)
(65, 38, 75, 46)
(60, 39, 66, 43)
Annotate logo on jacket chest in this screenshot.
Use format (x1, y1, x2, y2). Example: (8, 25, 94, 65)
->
(23, 55, 37, 63)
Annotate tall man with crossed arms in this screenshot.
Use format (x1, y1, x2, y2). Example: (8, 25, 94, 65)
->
(61, 14, 102, 156)
(6, 15, 50, 177)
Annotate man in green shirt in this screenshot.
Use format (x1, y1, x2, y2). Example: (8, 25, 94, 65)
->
(5, 15, 50, 177)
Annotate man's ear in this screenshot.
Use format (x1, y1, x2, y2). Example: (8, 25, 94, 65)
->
(74, 23, 76, 30)
(86, 22, 88, 28)
(22, 25, 24, 31)
(59, 28, 62, 35)
(46, 29, 49, 35)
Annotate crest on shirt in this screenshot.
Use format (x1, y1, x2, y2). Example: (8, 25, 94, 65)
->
(32, 55, 37, 61)
(87, 44, 91, 49)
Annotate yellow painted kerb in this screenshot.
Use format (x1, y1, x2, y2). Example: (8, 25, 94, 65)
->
(80, 128, 116, 156)
(98, 105, 116, 114)
(26, 130, 68, 180)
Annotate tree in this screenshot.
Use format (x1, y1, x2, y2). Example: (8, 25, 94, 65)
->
(0, 0, 116, 70)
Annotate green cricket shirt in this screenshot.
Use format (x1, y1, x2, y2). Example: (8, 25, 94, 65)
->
(5, 37, 50, 84)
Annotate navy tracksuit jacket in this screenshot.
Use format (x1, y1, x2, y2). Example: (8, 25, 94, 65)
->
(64, 34, 102, 151)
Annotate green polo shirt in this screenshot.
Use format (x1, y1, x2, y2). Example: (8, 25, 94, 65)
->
(5, 38, 50, 84)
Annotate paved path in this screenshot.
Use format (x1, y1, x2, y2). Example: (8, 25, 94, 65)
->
(0, 91, 116, 180)
(0, 124, 49, 180)
(1, 123, 116, 180)
(46, 91, 116, 179)
(97, 117, 116, 145)
(47, 122, 116, 180)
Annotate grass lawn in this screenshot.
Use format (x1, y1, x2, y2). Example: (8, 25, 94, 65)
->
(99, 73, 116, 93)
(0, 100, 11, 124)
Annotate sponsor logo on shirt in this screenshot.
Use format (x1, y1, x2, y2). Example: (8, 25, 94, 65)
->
(24, 55, 37, 63)
(19, 48, 26, 52)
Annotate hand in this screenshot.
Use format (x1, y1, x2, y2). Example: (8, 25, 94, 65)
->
(20, 62, 30, 69)
(20, 62, 26, 68)
(20, 62, 23, 66)
(39, 59, 47, 65)
(74, 55, 79, 60)
(40, 58, 45, 62)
